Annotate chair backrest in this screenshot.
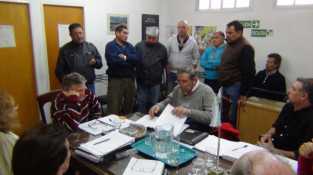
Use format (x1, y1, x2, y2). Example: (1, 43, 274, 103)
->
(220, 122, 240, 141)
(37, 89, 61, 124)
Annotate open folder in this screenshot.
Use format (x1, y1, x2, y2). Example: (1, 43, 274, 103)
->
(75, 131, 135, 163)
(135, 104, 188, 137)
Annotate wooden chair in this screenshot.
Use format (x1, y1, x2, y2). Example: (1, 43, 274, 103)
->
(37, 89, 61, 124)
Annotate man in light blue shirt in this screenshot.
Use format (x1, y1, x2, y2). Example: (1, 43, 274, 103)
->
(200, 31, 225, 93)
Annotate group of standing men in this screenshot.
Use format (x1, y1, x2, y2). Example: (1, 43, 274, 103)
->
(54, 20, 256, 128)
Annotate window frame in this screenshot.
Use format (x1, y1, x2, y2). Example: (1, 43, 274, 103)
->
(275, 0, 313, 9)
(196, 0, 252, 12)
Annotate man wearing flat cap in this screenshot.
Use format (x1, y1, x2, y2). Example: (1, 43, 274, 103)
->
(135, 27, 168, 113)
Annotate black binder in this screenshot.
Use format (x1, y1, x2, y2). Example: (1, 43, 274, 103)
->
(179, 129, 209, 145)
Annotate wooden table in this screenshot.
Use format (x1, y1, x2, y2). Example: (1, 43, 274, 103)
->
(237, 97, 285, 144)
(68, 113, 233, 175)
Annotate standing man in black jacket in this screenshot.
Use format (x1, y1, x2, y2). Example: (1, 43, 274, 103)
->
(55, 23, 102, 93)
(135, 27, 168, 113)
(219, 20, 256, 127)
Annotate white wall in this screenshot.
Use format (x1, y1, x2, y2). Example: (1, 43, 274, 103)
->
(2, 0, 313, 95)
(1, 0, 164, 95)
(162, 0, 313, 86)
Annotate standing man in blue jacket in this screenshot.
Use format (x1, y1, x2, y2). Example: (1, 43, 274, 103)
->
(200, 31, 225, 93)
(105, 24, 139, 115)
(55, 23, 103, 93)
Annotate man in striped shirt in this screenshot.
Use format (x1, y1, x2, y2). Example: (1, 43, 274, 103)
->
(51, 72, 101, 131)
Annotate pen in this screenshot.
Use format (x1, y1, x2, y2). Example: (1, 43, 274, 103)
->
(232, 145, 248, 151)
(93, 138, 110, 145)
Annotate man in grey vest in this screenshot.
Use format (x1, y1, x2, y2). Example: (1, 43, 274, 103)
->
(218, 20, 256, 127)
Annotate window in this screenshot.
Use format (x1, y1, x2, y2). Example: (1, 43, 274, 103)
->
(198, 0, 250, 10)
(276, 0, 313, 6)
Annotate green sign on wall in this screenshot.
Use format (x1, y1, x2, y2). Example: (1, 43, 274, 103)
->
(251, 29, 268, 37)
(239, 20, 260, 29)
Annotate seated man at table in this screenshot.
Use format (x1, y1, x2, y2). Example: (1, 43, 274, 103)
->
(251, 53, 286, 101)
(231, 150, 294, 175)
(51, 72, 102, 131)
(149, 68, 216, 131)
(259, 78, 313, 159)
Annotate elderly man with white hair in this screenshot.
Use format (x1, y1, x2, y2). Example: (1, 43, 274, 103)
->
(166, 20, 200, 92)
(231, 150, 295, 175)
(135, 27, 168, 113)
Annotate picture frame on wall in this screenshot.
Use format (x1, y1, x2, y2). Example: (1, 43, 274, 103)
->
(107, 14, 128, 34)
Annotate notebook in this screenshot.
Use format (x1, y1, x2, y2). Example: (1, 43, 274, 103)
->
(135, 104, 188, 137)
(76, 131, 135, 162)
(123, 157, 164, 175)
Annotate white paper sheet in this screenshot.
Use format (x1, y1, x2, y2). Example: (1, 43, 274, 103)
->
(155, 104, 187, 137)
(135, 114, 158, 128)
(58, 24, 71, 47)
(0, 25, 16, 48)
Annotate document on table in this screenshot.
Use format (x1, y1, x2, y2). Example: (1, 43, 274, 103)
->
(194, 135, 264, 161)
(135, 104, 188, 137)
(123, 157, 164, 175)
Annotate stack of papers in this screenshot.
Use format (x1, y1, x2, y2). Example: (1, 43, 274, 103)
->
(135, 104, 188, 137)
(194, 135, 264, 162)
(75, 131, 135, 163)
(123, 157, 164, 175)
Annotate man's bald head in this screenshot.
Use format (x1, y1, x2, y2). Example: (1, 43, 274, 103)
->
(231, 150, 295, 175)
(177, 20, 189, 37)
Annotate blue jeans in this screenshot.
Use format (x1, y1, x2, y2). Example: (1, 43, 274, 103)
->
(223, 82, 241, 127)
(86, 83, 95, 94)
(137, 83, 160, 114)
(167, 72, 177, 93)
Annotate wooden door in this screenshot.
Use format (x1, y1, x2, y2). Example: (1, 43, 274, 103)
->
(43, 5, 84, 90)
(0, 2, 39, 134)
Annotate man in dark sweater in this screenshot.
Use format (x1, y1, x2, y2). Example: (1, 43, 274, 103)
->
(135, 27, 168, 113)
(218, 20, 256, 127)
(105, 24, 139, 115)
(252, 53, 286, 101)
(55, 23, 103, 93)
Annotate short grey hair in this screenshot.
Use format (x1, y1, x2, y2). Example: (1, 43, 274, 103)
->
(297, 78, 313, 104)
(177, 67, 197, 79)
(177, 20, 189, 26)
(62, 72, 86, 90)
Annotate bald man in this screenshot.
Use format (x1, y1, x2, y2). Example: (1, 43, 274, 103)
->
(166, 20, 200, 92)
(231, 150, 295, 175)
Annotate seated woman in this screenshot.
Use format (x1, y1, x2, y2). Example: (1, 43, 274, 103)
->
(12, 124, 71, 175)
(298, 139, 313, 175)
(0, 90, 19, 175)
(252, 53, 286, 101)
(200, 31, 225, 93)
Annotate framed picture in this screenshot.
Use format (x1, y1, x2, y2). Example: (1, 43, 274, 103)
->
(107, 14, 128, 34)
